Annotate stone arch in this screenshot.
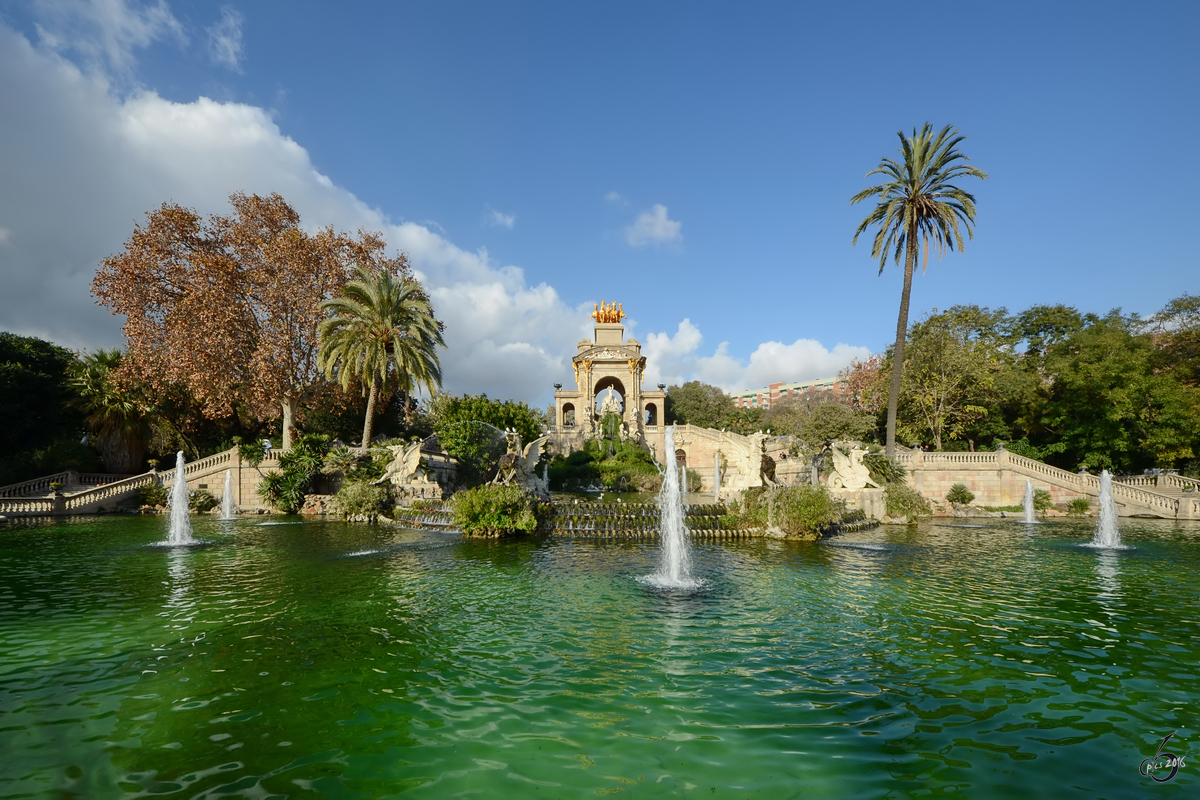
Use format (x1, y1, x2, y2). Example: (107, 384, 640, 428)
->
(644, 402, 658, 426)
(675, 448, 687, 470)
(593, 376, 627, 414)
(561, 402, 575, 428)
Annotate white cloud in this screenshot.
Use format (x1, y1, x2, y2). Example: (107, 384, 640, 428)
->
(642, 319, 871, 392)
(625, 203, 681, 247)
(32, 0, 186, 78)
(0, 227, 11, 244)
(488, 209, 515, 229)
(604, 190, 626, 205)
(206, 6, 244, 72)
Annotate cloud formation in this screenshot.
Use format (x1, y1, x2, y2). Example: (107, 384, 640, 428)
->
(206, 6, 244, 71)
(641, 320, 870, 392)
(488, 209, 515, 229)
(32, 0, 185, 78)
(625, 203, 681, 247)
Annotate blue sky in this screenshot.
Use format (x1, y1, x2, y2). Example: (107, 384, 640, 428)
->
(0, 1, 1196, 405)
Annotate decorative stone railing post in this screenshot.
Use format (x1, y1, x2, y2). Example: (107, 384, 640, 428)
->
(51, 487, 66, 515)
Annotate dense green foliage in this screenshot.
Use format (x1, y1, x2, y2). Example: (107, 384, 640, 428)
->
(0, 333, 90, 484)
(189, 489, 219, 513)
(452, 483, 540, 537)
(258, 434, 331, 513)
(1033, 489, 1053, 512)
(429, 394, 547, 488)
(862, 453, 907, 485)
(331, 479, 391, 520)
(946, 483, 974, 505)
(885, 482, 932, 522)
(135, 483, 169, 507)
(548, 439, 662, 493)
(730, 485, 845, 536)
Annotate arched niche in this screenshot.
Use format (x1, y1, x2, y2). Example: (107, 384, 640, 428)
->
(593, 376, 626, 415)
(561, 402, 576, 428)
(675, 448, 687, 470)
(644, 402, 658, 426)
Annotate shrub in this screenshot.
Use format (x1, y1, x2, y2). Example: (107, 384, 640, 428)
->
(770, 484, 845, 536)
(331, 479, 391, 520)
(1033, 489, 1053, 511)
(452, 483, 539, 537)
(258, 434, 330, 513)
(436, 420, 507, 488)
(862, 453, 906, 485)
(946, 483, 975, 505)
(136, 482, 168, 507)
(885, 482, 932, 523)
(1066, 497, 1091, 516)
(238, 439, 268, 466)
(189, 489, 218, 513)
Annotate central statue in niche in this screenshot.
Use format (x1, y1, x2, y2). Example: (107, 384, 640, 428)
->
(551, 301, 667, 457)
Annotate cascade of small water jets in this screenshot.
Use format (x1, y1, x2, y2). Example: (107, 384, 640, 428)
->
(1090, 470, 1122, 548)
(220, 469, 237, 520)
(640, 426, 701, 589)
(165, 451, 195, 545)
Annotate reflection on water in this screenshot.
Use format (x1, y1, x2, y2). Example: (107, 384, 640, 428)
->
(0, 515, 1197, 798)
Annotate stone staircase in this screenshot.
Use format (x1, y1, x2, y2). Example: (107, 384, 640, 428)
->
(896, 450, 1200, 520)
(0, 447, 280, 518)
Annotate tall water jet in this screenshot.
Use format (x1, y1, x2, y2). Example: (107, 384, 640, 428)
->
(165, 451, 195, 545)
(641, 426, 701, 589)
(219, 469, 237, 520)
(1090, 470, 1122, 548)
(1022, 478, 1037, 523)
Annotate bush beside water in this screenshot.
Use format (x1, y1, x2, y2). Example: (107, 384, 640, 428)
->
(886, 482, 932, 523)
(452, 484, 540, 537)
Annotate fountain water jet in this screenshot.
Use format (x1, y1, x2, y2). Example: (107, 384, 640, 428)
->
(1089, 470, 1123, 549)
(1022, 478, 1040, 523)
(640, 426, 702, 590)
(219, 469, 237, 520)
(165, 451, 195, 545)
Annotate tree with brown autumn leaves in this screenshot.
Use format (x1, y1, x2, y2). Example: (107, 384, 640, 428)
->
(93, 192, 404, 450)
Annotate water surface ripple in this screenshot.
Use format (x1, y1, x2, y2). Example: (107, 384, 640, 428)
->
(1, 516, 1196, 797)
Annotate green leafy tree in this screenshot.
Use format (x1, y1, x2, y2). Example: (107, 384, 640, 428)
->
(665, 381, 736, 428)
(69, 348, 155, 473)
(897, 306, 1005, 450)
(796, 402, 877, 449)
(318, 264, 444, 450)
(1036, 312, 1199, 471)
(0, 333, 90, 484)
(852, 124, 987, 456)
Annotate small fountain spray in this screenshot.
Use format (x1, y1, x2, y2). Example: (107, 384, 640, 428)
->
(219, 469, 237, 520)
(165, 451, 195, 546)
(1022, 478, 1039, 523)
(640, 426, 701, 589)
(1089, 470, 1122, 549)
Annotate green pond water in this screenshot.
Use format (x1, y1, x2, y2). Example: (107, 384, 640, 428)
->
(1, 515, 1196, 798)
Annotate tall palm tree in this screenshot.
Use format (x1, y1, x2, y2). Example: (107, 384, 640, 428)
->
(318, 265, 445, 450)
(851, 123, 987, 456)
(69, 349, 153, 473)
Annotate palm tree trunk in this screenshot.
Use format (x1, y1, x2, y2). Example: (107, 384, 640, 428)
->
(403, 389, 413, 425)
(885, 233, 918, 457)
(361, 377, 378, 452)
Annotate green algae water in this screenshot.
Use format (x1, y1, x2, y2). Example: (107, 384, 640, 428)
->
(1, 516, 1197, 798)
